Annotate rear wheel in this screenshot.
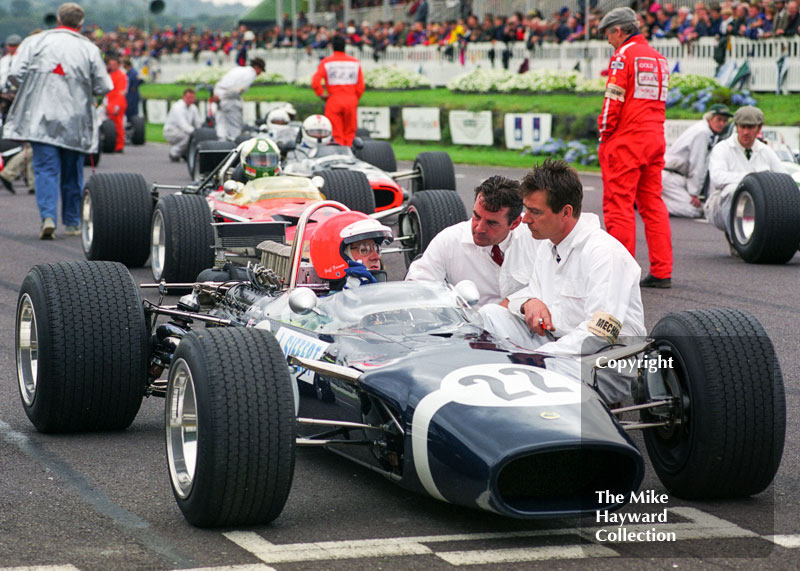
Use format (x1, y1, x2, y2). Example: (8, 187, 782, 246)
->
(318, 170, 376, 214)
(129, 115, 146, 145)
(729, 172, 800, 263)
(354, 140, 397, 172)
(186, 127, 219, 178)
(412, 151, 456, 192)
(166, 328, 295, 527)
(355, 127, 371, 140)
(642, 308, 785, 498)
(151, 194, 215, 282)
(82, 173, 153, 267)
(399, 189, 467, 265)
(100, 119, 117, 153)
(16, 261, 148, 433)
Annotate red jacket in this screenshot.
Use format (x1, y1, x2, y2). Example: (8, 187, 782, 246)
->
(106, 69, 128, 114)
(597, 34, 669, 143)
(312, 51, 365, 102)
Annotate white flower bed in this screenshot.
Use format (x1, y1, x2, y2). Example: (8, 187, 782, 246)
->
(447, 68, 514, 92)
(448, 68, 603, 93)
(497, 69, 583, 92)
(364, 65, 431, 89)
(176, 67, 286, 85)
(575, 76, 607, 93)
(668, 73, 721, 92)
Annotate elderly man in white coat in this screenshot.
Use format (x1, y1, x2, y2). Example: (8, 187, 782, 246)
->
(210, 57, 265, 141)
(705, 106, 786, 245)
(163, 88, 203, 161)
(662, 103, 732, 218)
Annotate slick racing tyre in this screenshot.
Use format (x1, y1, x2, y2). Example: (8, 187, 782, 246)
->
(412, 151, 456, 192)
(16, 261, 148, 433)
(354, 140, 396, 172)
(355, 127, 371, 140)
(318, 170, 376, 214)
(129, 115, 146, 145)
(186, 127, 218, 178)
(729, 172, 800, 264)
(399, 189, 468, 266)
(166, 328, 295, 527)
(82, 173, 153, 267)
(192, 140, 235, 181)
(151, 193, 215, 283)
(642, 308, 785, 499)
(100, 119, 118, 153)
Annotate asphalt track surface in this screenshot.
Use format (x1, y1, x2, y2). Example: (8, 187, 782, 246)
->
(0, 142, 798, 570)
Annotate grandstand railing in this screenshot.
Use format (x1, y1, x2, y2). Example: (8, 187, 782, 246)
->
(152, 36, 800, 92)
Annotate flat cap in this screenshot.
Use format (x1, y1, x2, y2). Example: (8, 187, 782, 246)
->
(598, 7, 638, 33)
(734, 105, 764, 126)
(6, 34, 22, 46)
(708, 103, 733, 117)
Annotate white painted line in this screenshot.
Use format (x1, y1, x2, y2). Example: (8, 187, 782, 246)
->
(224, 532, 433, 564)
(693, 218, 709, 224)
(0, 567, 81, 571)
(456, 173, 466, 178)
(437, 544, 617, 565)
(764, 534, 800, 548)
(176, 566, 276, 571)
(583, 185, 596, 191)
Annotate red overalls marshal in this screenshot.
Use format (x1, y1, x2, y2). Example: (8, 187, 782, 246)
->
(312, 51, 365, 146)
(598, 33, 673, 280)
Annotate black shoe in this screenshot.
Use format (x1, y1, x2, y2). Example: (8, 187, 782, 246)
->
(1, 177, 15, 194)
(640, 274, 671, 289)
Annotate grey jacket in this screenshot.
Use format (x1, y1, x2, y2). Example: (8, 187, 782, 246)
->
(4, 28, 113, 153)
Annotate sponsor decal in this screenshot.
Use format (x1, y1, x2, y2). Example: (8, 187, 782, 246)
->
(274, 327, 330, 383)
(324, 60, 359, 85)
(610, 61, 625, 70)
(605, 83, 626, 102)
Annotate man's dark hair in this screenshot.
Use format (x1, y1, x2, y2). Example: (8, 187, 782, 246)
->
(473, 175, 523, 223)
(520, 159, 583, 218)
(183, 88, 195, 96)
(332, 35, 347, 52)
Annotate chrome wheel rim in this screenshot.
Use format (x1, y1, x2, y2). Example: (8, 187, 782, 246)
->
(81, 191, 94, 254)
(166, 359, 199, 499)
(733, 191, 755, 245)
(151, 210, 166, 281)
(17, 294, 39, 406)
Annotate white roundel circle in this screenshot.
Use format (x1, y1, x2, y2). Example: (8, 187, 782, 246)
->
(257, 140, 269, 152)
(438, 364, 583, 408)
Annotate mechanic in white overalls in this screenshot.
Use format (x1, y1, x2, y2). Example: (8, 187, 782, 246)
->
(210, 57, 264, 141)
(405, 175, 538, 308)
(479, 160, 646, 403)
(661, 103, 732, 218)
(162, 88, 203, 162)
(705, 106, 786, 244)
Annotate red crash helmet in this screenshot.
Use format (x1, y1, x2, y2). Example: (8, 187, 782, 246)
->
(309, 211, 393, 279)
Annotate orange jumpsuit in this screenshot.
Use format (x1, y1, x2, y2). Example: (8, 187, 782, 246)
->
(106, 69, 128, 152)
(598, 33, 672, 280)
(312, 51, 365, 146)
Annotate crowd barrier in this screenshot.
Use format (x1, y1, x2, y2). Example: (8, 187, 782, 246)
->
(149, 36, 800, 92)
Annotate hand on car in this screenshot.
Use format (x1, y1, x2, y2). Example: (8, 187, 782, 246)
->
(344, 260, 376, 285)
(521, 298, 555, 336)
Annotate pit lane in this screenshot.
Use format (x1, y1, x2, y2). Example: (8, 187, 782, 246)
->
(0, 142, 798, 570)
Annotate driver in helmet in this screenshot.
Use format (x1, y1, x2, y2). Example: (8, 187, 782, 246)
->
(264, 108, 291, 138)
(298, 114, 333, 153)
(238, 137, 281, 181)
(309, 210, 393, 290)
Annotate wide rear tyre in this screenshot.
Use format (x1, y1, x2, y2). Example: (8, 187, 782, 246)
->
(151, 194, 215, 282)
(186, 127, 219, 178)
(82, 173, 153, 267)
(355, 127, 371, 140)
(192, 140, 236, 181)
(412, 151, 456, 192)
(166, 328, 295, 527)
(729, 172, 800, 264)
(319, 170, 376, 214)
(642, 308, 785, 498)
(399, 189, 467, 265)
(129, 115, 146, 145)
(100, 119, 118, 153)
(354, 140, 396, 172)
(15, 261, 148, 433)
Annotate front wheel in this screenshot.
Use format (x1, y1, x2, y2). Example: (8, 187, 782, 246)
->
(729, 172, 800, 263)
(399, 189, 467, 266)
(318, 170, 376, 214)
(412, 151, 456, 192)
(129, 115, 146, 145)
(166, 328, 295, 527)
(642, 308, 785, 498)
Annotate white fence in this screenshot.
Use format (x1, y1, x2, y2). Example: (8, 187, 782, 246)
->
(150, 36, 800, 92)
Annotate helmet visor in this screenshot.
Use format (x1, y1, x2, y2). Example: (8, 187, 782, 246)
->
(247, 152, 279, 167)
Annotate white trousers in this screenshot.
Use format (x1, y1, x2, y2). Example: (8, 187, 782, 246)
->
(215, 98, 243, 141)
(163, 125, 192, 159)
(661, 171, 703, 218)
(703, 183, 737, 236)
